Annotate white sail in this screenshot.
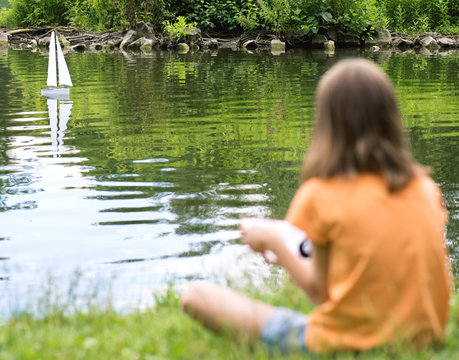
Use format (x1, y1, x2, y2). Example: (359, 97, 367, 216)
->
(46, 31, 57, 87)
(56, 33, 73, 87)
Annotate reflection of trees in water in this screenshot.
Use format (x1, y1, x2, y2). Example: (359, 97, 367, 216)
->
(75, 50, 330, 249)
(5, 49, 457, 262)
(409, 125, 459, 274)
(0, 56, 11, 170)
(0, 51, 58, 213)
(68, 50, 458, 260)
(0, 52, 33, 213)
(381, 54, 459, 273)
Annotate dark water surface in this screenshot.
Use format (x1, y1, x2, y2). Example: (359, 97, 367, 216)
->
(0, 48, 457, 314)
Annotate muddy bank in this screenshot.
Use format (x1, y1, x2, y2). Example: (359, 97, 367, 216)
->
(1, 23, 458, 54)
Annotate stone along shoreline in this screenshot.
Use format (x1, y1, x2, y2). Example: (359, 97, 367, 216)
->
(1, 22, 458, 55)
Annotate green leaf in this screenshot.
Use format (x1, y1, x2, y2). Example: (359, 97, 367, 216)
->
(320, 11, 332, 23)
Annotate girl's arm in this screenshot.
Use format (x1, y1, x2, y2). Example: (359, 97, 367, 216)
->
(241, 221, 329, 305)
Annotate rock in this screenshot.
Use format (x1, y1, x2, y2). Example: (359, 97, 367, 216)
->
(270, 39, 285, 52)
(242, 40, 257, 50)
(337, 31, 360, 47)
(370, 45, 380, 52)
(30, 39, 38, 48)
(392, 37, 414, 48)
(140, 38, 154, 51)
(177, 42, 190, 53)
(436, 37, 456, 48)
(230, 41, 238, 50)
(135, 22, 158, 46)
(421, 36, 439, 50)
(38, 36, 51, 47)
(0, 32, 10, 49)
(135, 21, 155, 39)
(120, 30, 137, 50)
(182, 27, 201, 45)
(312, 34, 328, 47)
(102, 42, 115, 51)
(127, 37, 151, 50)
(112, 37, 123, 47)
(365, 27, 391, 47)
(324, 40, 335, 52)
(60, 35, 70, 49)
(326, 28, 337, 42)
(71, 43, 87, 51)
(202, 38, 218, 49)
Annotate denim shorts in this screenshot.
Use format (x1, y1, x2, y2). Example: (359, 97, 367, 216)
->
(260, 307, 308, 353)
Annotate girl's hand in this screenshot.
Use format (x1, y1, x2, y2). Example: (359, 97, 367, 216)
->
(239, 218, 280, 259)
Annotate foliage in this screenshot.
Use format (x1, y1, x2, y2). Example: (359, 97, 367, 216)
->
(254, 0, 385, 37)
(67, 0, 172, 31)
(0, 0, 171, 30)
(67, 0, 118, 31)
(0, 0, 69, 27)
(111, 0, 171, 30)
(256, 0, 295, 34)
(237, 0, 262, 32)
(163, 16, 197, 42)
(382, 0, 458, 32)
(0, 0, 457, 36)
(166, 0, 262, 33)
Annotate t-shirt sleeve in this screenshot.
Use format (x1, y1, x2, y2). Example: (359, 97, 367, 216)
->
(285, 179, 330, 245)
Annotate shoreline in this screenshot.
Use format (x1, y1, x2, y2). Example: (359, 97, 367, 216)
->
(1, 24, 458, 55)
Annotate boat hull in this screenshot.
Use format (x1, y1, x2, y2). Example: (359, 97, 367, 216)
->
(41, 87, 70, 100)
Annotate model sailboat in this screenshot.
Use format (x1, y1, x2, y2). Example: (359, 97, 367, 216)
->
(41, 31, 73, 99)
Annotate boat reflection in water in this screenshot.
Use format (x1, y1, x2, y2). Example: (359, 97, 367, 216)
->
(47, 98, 73, 157)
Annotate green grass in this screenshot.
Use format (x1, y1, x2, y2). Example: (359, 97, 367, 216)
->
(0, 279, 458, 360)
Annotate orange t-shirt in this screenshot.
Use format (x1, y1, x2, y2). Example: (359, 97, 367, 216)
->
(286, 174, 451, 353)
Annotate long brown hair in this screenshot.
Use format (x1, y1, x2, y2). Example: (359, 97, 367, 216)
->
(301, 59, 423, 191)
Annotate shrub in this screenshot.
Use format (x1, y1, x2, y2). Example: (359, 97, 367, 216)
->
(333, 0, 387, 37)
(256, 0, 385, 37)
(0, 0, 171, 30)
(67, 0, 118, 31)
(167, 0, 263, 33)
(111, 0, 171, 30)
(0, 0, 69, 27)
(163, 16, 197, 42)
(382, 0, 457, 32)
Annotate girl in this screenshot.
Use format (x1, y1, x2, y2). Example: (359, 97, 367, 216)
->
(181, 59, 451, 353)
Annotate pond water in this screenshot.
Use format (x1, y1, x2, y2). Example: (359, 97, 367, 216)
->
(0, 47, 458, 315)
